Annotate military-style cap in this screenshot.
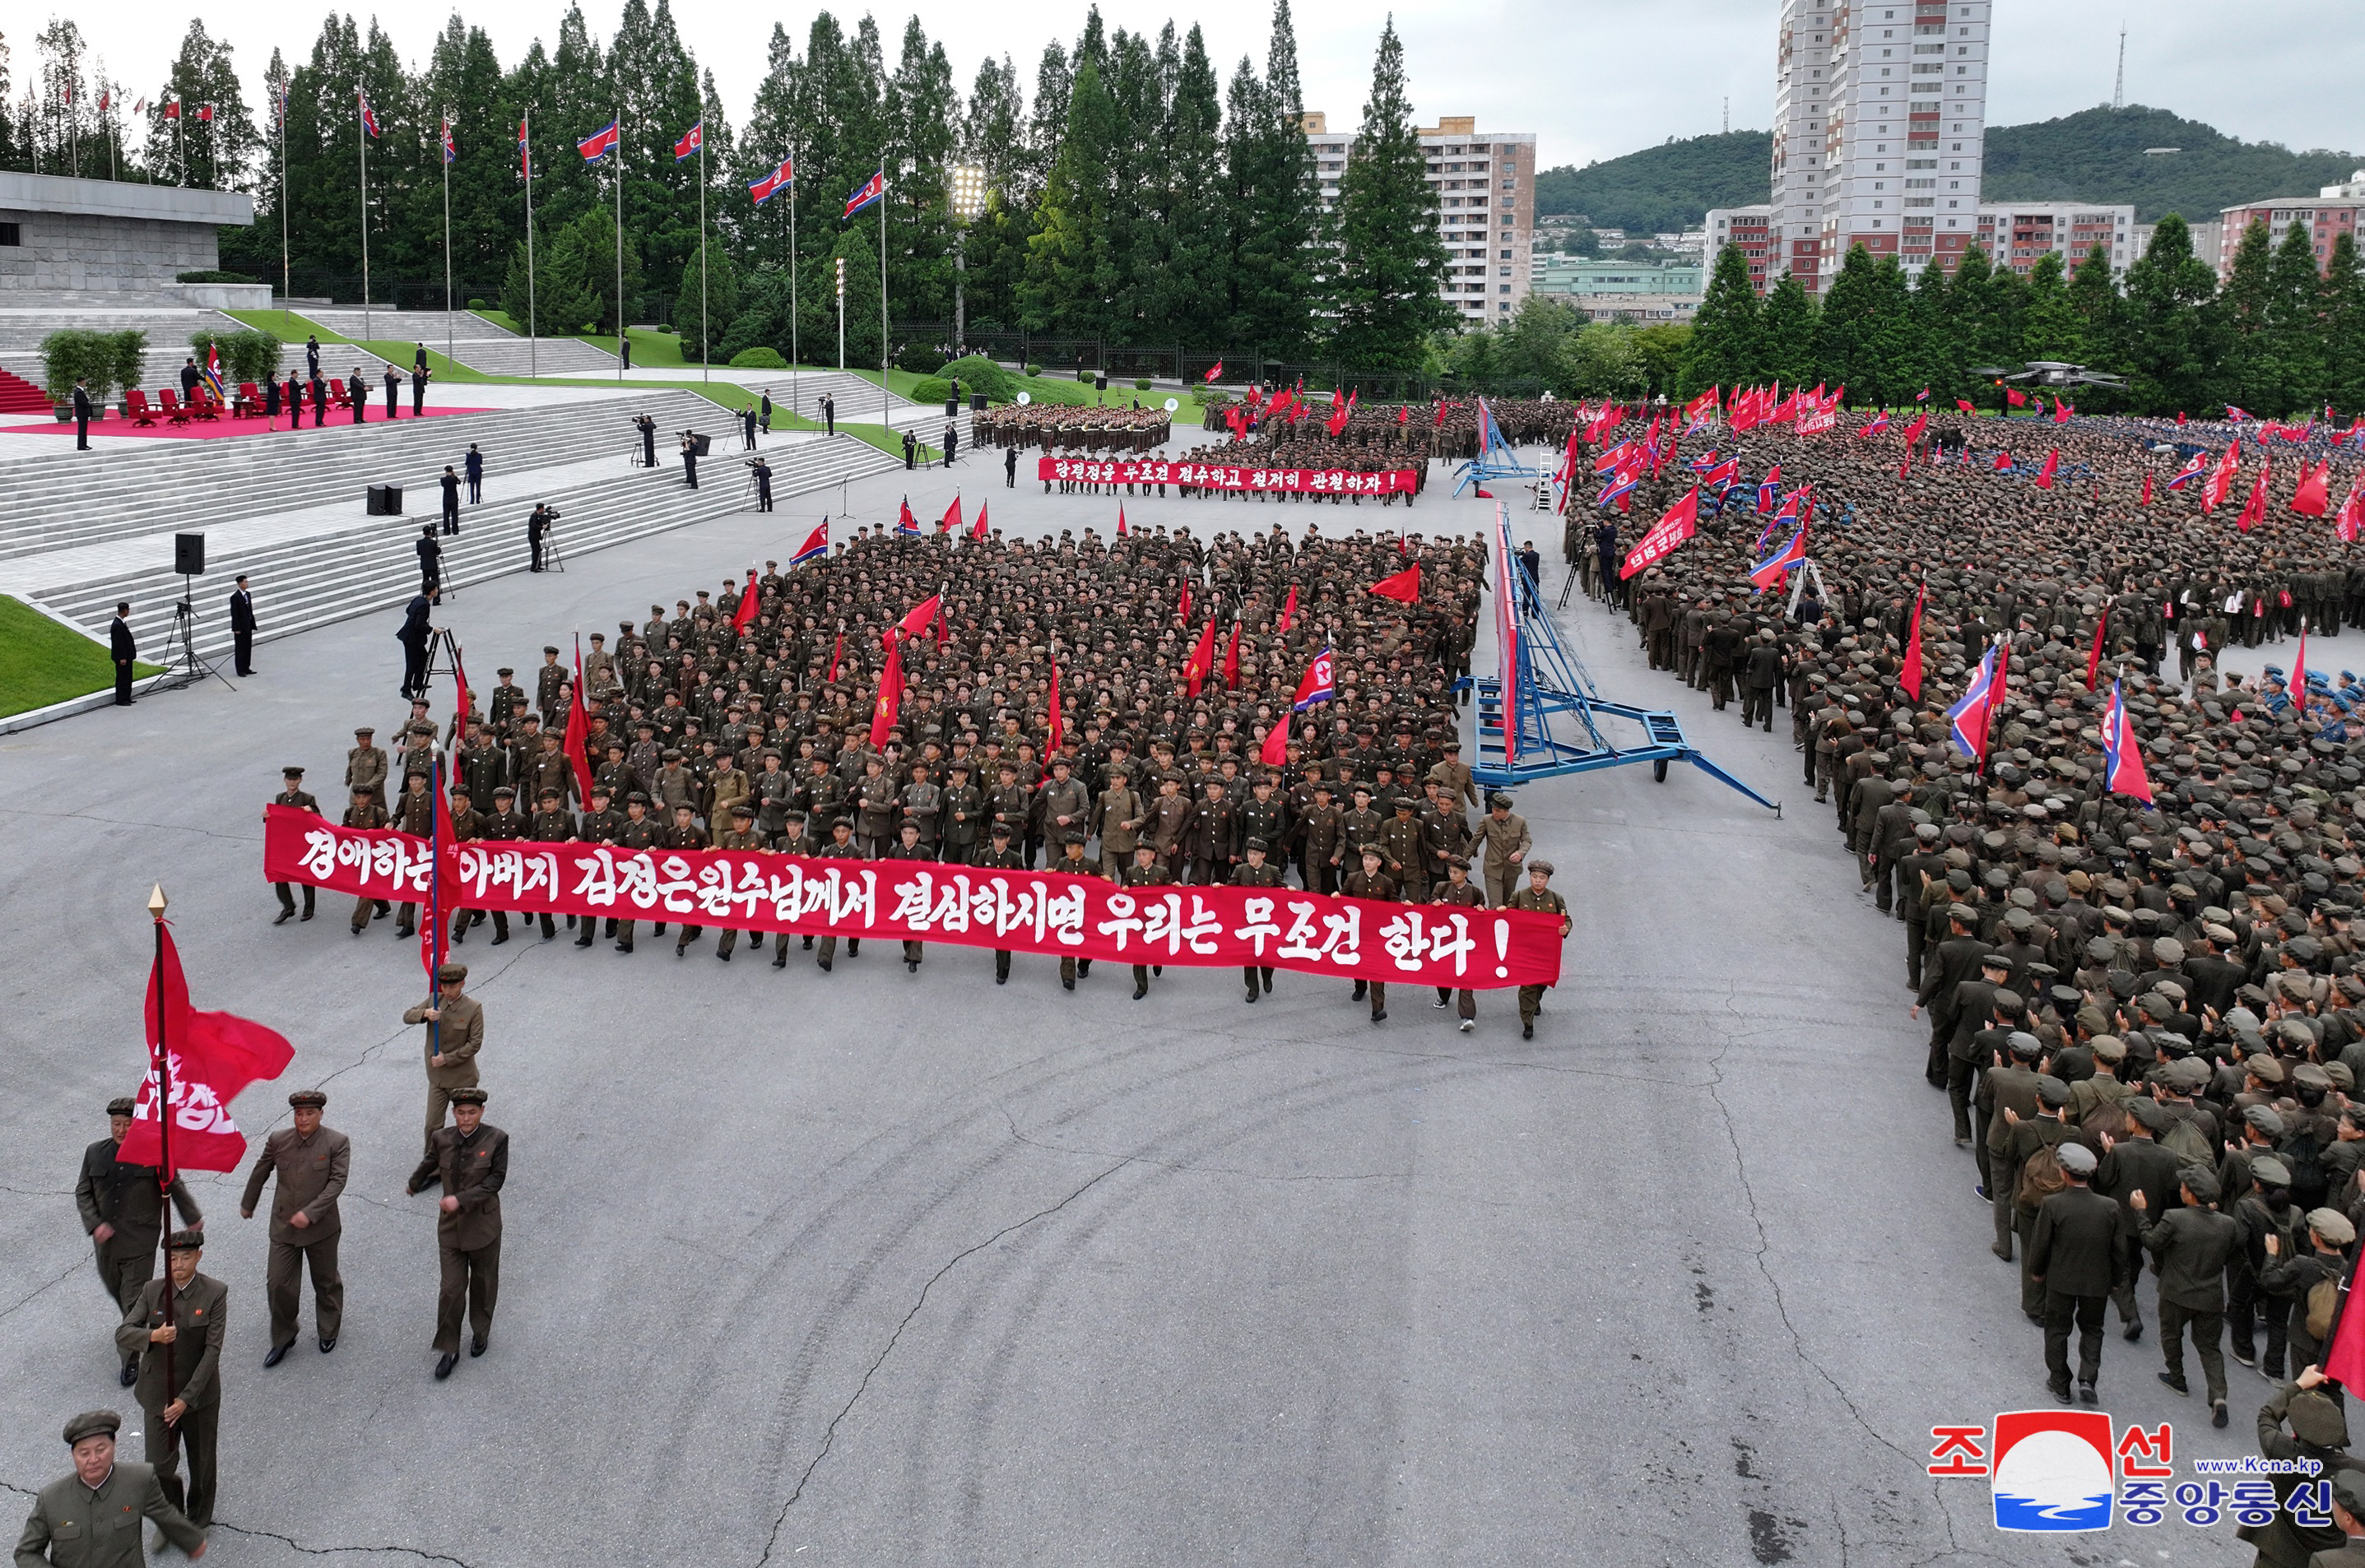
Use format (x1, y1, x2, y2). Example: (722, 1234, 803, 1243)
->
(2181, 1168, 2223, 1204)
(627, 791, 650, 804)
(496, 666, 514, 676)
(1061, 829, 1085, 846)
(166, 1228, 204, 1251)
(354, 726, 374, 735)
(2090, 1035, 2126, 1063)
(2126, 1097, 2168, 1130)
(2247, 1056, 2288, 1085)
(2244, 1105, 2288, 1136)
(287, 1088, 327, 1109)
(1991, 988, 2023, 1013)
(1441, 852, 1470, 869)
(491, 786, 516, 799)
(282, 765, 305, 777)
(731, 802, 755, 818)
(2036, 1077, 2072, 1107)
(1529, 860, 1554, 877)
(2291, 1390, 2350, 1449)
(2252, 1154, 2293, 1188)
(2311, 1208, 2358, 1246)
(448, 1087, 488, 1106)
(2334, 1469, 2365, 1518)
(542, 645, 560, 656)
(62, 1410, 120, 1445)
(437, 962, 467, 982)
(990, 823, 1013, 837)
(107, 1096, 135, 1116)
(1488, 793, 1513, 808)
(2055, 1143, 2098, 1177)
(2007, 1032, 2042, 1060)
(1244, 837, 1270, 852)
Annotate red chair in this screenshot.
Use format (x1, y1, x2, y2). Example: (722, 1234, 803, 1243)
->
(187, 389, 221, 421)
(158, 387, 192, 426)
(234, 381, 263, 418)
(124, 388, 158, 427)
(327, 380, 351, 410)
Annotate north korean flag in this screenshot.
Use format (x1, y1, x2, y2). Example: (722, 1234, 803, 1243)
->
(1946, 643, 2003, 768)
(578, 118, 620, 162)
(2163, 450, 2206, 490)
(2100, 680, 2154, 803)
(673, 120, 704, 163)
(1289, 646, 1336, 712)
(1755, 465, 1782, 513)
(894, 496, 920, 536)
(441, 118, 457, 166)
(1747, 521, 1808, 592)
(749, 157, 794, 206)
(1858, 411, 1889, 437)
(358, 91, 381, 138)
(843, 168, 885, 218)
(790, 519, 829, 564)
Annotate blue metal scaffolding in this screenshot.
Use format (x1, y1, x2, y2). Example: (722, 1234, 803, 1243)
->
(1462, 552, 1782, 813)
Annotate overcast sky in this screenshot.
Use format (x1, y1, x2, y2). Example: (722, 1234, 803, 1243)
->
(55, 0, 2365, 170)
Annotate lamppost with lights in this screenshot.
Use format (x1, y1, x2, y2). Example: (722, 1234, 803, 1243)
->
(947, 163, 987, 361)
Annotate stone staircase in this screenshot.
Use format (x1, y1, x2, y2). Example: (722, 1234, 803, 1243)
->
(0, 391, 719, 562)
(0, 306, 391, 400)
(29, 432, 902, 666)
(299, 307, 620, 378)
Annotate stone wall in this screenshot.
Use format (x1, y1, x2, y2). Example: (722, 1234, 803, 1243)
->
(0, 207, 221, 292)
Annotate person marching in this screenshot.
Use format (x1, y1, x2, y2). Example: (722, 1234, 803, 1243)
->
(1233, 837, 1285, 1002)
(77, 1100, 203, 1386)
(114, 1231, 227, 1526)
(1505, 861, 1570, 1040)
(405, 1087, 507, 1381)
(16, 1410, 207, 1564)
(267, 768, 320, 924)
(403, 963, 483, 1153)
(237, 1089, 349, 1365)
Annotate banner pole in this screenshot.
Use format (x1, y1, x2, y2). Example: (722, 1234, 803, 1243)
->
(146, 885, 179, 1397)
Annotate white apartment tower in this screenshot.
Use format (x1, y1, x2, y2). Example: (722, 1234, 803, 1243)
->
(1771, 0, 1989, 295)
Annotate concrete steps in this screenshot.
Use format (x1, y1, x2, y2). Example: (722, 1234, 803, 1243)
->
(0, 307, 393, 402)
(299, 308, 619, 378)
(0, 390, 717, 561)
(35, 434, 903, 666)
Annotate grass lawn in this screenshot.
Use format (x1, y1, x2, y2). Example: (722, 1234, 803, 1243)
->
(0, 597, 162, 717)
(838, 365, 1206, 415)
(222, 308, 352, 343)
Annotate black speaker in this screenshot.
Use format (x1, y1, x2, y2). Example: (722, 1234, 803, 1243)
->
(367, 485, 404, 516)
(174, 532, 205, 575)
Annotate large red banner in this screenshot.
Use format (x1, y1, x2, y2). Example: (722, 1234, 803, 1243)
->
(1039, 456, 1419, 497)
(263, 807, 1564, 987)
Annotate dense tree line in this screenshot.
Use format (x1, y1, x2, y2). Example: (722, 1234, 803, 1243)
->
(2, 4, 1447, 369)
(1676, 216, 2365, 418)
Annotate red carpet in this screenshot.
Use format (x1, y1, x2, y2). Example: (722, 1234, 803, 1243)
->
(0, 405, 500, 440)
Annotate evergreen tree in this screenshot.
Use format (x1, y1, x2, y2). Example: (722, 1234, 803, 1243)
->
(884, 16, 957, 328)
(1904, 260, 1954, 404)
(677, 238, 740, 360)
(2112, 215, 2223, 418)
(2324, 230, 2365, 420)
(1684, 243, 1762, 395)
(2019, 251, 2077, 363)
(1759, 271, 1816, 387)
(1981, 260, 2029, 383)
(2216, 218, 2275, 413)
(736, 25, 802, 276)
(1020, 57, 1117, 336)
(825, 223, 884, 367)
(543, 203, 641, 332)
(1224, 0, 1322, 355)
(1947, 244, 1996, 406)
(1099, 27, 1161, 338)
(1810, 244, 1878, 400)
(1143, 26, 1226, 346)
(2063, 243, 2125, 410)
(1021, 42, 1071, 200)
(1327, 19, 1448, 373)
(140, 21, 255, 193)
(2265, 219, 2326, 414)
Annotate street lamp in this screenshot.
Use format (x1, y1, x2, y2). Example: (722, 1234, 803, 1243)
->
(947, 163, 987, 359)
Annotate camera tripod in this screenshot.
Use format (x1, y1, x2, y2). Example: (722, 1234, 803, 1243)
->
(144, 574, 236, 694)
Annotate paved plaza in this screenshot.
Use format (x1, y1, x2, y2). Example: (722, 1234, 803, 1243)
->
(0, 444, 2267, 1566)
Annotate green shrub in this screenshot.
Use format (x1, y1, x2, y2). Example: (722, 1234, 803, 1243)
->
(933, 354, 1020, 403)
(894, 346, 945, 376)
(731, 346, 789, 369)
(909, 376, 954, 406)
(467, 297, 487, 310)
(1134, 377, 1153, 391)
(39, 328, 146, 402)
(191, 329, 281, 386)
(1025, 362, 1043, 377)
(175, 270, 258, 285)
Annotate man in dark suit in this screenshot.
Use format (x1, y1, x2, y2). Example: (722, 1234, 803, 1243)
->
(416, 528, 442, 599)
(305, 334, 322, 381)
(2030, 1141, 2131, 1406)
(439, 466, 462, 535)
(109, 601, 137, 705)
(464, 443, 484, 503)
(228, 575, 257, 676)
(179, 357, 202, 399)
(412, 346, 430, 414)
(310, 373, 327, 427)
(397, 595, 434, 700)
(349, 368, 368, 424)
(72, 376, 93, 450)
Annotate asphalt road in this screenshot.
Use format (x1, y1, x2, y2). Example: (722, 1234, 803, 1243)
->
(0, 451, 2269, 1566)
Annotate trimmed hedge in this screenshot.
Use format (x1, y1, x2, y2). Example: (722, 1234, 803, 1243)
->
(730, 346, 789, 369)
(39, 329, 146, 403)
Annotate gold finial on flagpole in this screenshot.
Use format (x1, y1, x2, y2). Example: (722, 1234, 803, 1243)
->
(148, 884, 168, 915)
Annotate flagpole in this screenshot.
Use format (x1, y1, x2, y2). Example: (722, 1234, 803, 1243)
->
(789, 160, 798, 412)
(277, 91, 289, 301)
(524, 110, 537, 379)
(146, 884, 179, 1395)
(699, 128, 709, 386)
(443, 110, 454, 369)
(613, 104, 624, 383)
(358, 88, 372, 341)
(879, 165, 890, 433)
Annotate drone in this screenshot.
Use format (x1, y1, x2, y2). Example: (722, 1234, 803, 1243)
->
(1968, 360, 2129, 390)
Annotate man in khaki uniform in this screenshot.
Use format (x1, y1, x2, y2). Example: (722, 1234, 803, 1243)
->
(114, 1232, 226, 1527)
(406, 1086, 507, 1381)
(1430, 853, 1488, 1031)
(267, 767, 320, 923)
(14, 1408, 207, 1565)
(1506, 861, 1570, 1039)
(1479, 793, 1533, 910)
(402, 963, 482, 1151)
(238, 1088, 348, 1364)
(1092, 767, 1144, 881)
(1426, 738, 1479, 826)
(344, 725, 388, 809)
(1233, 837, 1285, 1001)
(712, 804, 766, 961)
(77, 1097, 205, 1393)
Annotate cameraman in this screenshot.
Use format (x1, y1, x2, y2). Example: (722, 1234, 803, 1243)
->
(750, 456, 773, 513)
(528, 503, 559, 573)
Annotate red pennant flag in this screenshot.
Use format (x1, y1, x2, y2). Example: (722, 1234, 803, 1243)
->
(423, 765, 457, 981)
(1178, 582, 1191, 624)
(2203, 440, 2242, 513)
(1278, 583, 1298, 633)
(2238, 464, 2271, 533)
(2086, 601, 2110, 692)
(448, 644, 473, 746)
(1204, 360, 1223, 383)
(895, 592, 941, 643)
(733, 568, 760, 632)
(1992, 451, 2012, 472)
(1955, 398, 1975, 413)
(1183, 615, 1218, 697)
(972, 500, 989, 540)
(564, 638, 593, 805)
(940, 494, 963, 534)
(2321, 1248, 2365, 1394)
(2293, 461, 2332, 517)
(828, 631, 843, 683)
(1900, 580, 1926, 702)
(2339, 479, 2365, 543)
(2034, 449, 2059, 489)
(1260, 717, 1290, 768)
(2296, 620, 2310, 717)
(1221, 619, 1242, 690)
(1368, 564, 1421, 603)
(121, 922, 295, 1176)
(1117, 505, 1129, 537)
(868, 636, 905, 748)
(2005, 387, 2027, 407)
(2140, 471, 2154, 508)
(1045, 651, 1065, 755)
(1619, 488, 1702, 579)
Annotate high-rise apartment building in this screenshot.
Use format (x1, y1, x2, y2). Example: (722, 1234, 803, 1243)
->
(1703, 205, 1776, 290)
(1973, 203, 2137, 279)
(1772, 0, 1990, 295)
(1302, 114, 1536, 323)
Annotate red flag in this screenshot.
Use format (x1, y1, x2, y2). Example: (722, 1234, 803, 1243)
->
(1991, 638, 2010, 750)
(896, 592, 942, 642)
(1900, 411, 1927, 445)
(1117, 506, 1129, 537)
(1221, 619, 1242, 690)
(1183, 616, 1218, 697)
(1045, 652, 1065, 755)
(2005, 387, 2027, 407)
(2140, 470, 2154, 507)
(2051, 397, 2073, 424)
(2034, 449, 2059, 489)
(1260, 717, 1290, 768)
(1955, 398, 1975, 413)
(972, 500, 989, 540)
(449, 645, 472, 745)
(120, 922, 295, 1176)
(1619, 488, 1701, 579)
(940, 495, 963, 534)
(2339, 479, 2365, 543)
(868, 636, 905, 748)
(1204, 360, 1223, 383)
(423, 766, 457, 981)
(564, 638, 593, 805)
(733, 568, 760, 631)
(1900, 580, 1926, 702)
(2295, 620, 2310, 716)
(1178, 582, 1191, 624)
(1278, 583, 1298, 633)
(2086, 601, 2109, 692)
(1368, 564, 1421, 603)
(2293, 461, 2332, 517)
(2238, 463, 2271, 533)
(828, 631, 843, 683)
(1992, 451, 2012, 472)
(2203, 440, 2242, 513)
(2321, 1249, 2365, 1394)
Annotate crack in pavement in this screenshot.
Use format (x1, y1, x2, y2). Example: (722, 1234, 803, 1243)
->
(0, 1256, 86, 1325)
(753, 1157, 1132, 1566)
(211, 1520, 481, 1566)
(998, 1104, 1410, 1183)
(0, 805, 263, 845)
(1705, 981, 1968, 1568)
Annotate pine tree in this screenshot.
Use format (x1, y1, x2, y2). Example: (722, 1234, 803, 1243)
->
(2216, 218, 2275, 414)
(1946, 244, 1995, 406)
(677, 239, 739, 361)
(1145, 26, 1226, 347)
(2324, 230, 2365, 420)
(1327, 19, 1448, 373)
(2112, 216, 2223, 418)
(1760, 271, 1816, 387)
(142, 21, 255, 193)
(1810, 244, 1877, 401)
(1684, 243, 1761, 395)
(2063, 244, 2125, 410)
(1100, 27, 1162, 339)
(884, 16, 957, 330)
(2019, 251, 2077, 362)
(2265, 219, 2326, 415)
(1981, 261, 2028, 383)
(1224, 0, 1322, 355)
(1905, 260, 1954, 404)
(1020, 57, 1117, 336)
